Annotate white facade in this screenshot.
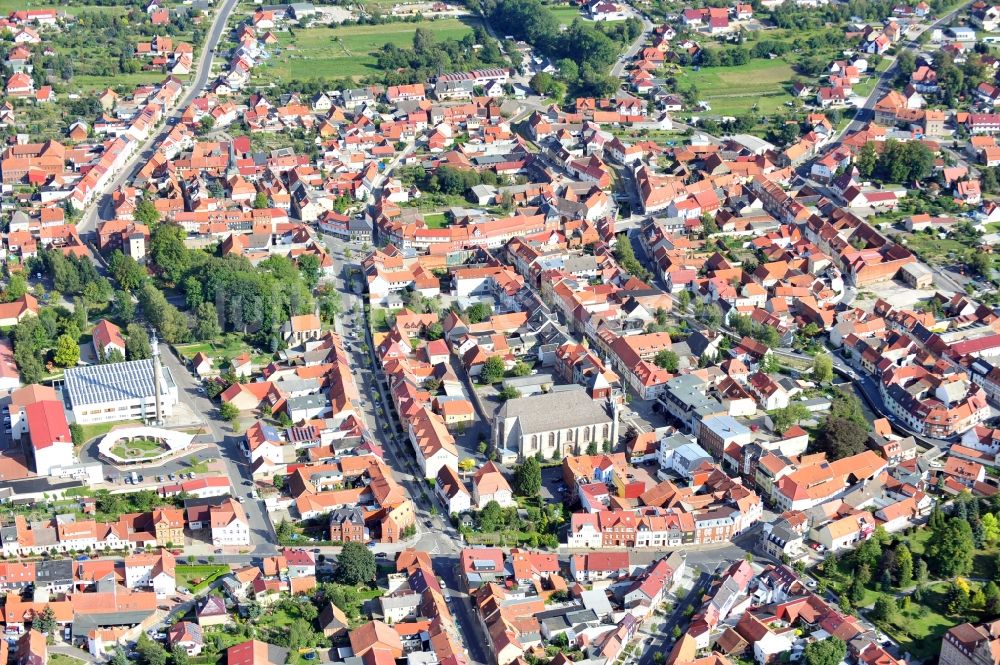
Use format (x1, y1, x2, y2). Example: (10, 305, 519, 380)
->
(64, 358, 179, 425)
(34, 441, 73, 476)
(473, 486, 514, 510)
(125, 562, 176, 598)
(212, 518, 250, 547)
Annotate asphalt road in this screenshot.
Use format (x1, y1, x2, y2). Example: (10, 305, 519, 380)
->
(834, 0, 976, 142)
(636, 571, 713, 665)
(611, 11, 655, 79)
(315, 237, 491, 665)
(159, 344, 280, 555)
(79, 0, 242, 235)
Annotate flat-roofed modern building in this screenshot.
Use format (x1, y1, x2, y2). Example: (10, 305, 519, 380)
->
(62, 355, 178, 425)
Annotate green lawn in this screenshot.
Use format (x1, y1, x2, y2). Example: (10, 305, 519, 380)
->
(184, 458, 213, 475)
(546, 4, 581, 26)
(371, 308, 391, 333)
(174, 333, 271, 366)
(257, 17, 480, 81)
(73, 71, 176, 92)
(875, 582, 970, 661)
(900, 232, 973, 265)
(176, 564, 230, 593)
(50, 655, 86, 665)
(77, 420, 143, 446)
(676, 60, 796, 117)
(423, 212, 448, 228)
(110, 438, 166, 460)
(0, 0, 127, 13)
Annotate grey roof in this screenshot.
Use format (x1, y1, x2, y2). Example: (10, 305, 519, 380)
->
(36, 559, 73, 584)
(73, 611, 157, 637)
(497, 387, 612, 434)
(329, 506, 364, 523)
(380, 592, 421, 610)
(286, 394, 328, 411)
(64, 358, 175, 406)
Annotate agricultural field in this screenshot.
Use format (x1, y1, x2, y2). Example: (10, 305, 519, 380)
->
(677, 59, 796, 116)
(254, 17, 480, 81)
(73, 71, 175, 92)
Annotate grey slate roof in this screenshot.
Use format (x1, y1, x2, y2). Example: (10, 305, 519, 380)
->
(496, 387, 611, 433)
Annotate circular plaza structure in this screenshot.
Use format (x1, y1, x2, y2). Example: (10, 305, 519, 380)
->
(97, 426, 195, 465)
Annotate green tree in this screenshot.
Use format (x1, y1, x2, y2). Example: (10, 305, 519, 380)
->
(134, 199, 161, 226)
(466, 302, 492, 323)
(110, 648, 130, 665)
(109, 250, 146, 292)
(948, 579, 971, 615)
(479, 500, 505, 531)
(276, 518, 294, 541)
(514, 456, 542, 497)
(654, 349, 679, 372)
(34, 605, 56, 634)
(985, 581, 1000, 615)
(803, 638, 847, 665)
(871, 595, 896, 622)
(928, 518, 975, 577)
(126, 323, 152, 360)
(857, 142, 878, 177)
(895, 544, 913, 589)
(813, 417, 868, 459)
(769, 402, 811, 432)
(5, 272, 27, 301)
(150, 223, 190, 285)
(812, 353, 833, 383)
(137, 634, 168, 665)
(53, 333, 80, 367)
(246, 600, 263, 620)
(194, 302, 222, 341)
(113, 289, 137, 324)
(497, 385, 521, 401)
(510, 360, 532, 377)
(219, 402, 239, 422)
(677, 290, 691, 311)
(298, 253, 322, 289)
(171, 645, 189, 665)
(336, 541, 376, 585)
(480, 355, 506, 384)
(984, 513, 1000, 545)
(253, 192, 269, 209)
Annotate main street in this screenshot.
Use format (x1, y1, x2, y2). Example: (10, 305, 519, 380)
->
(78, 0, 242, 235)
(318, 238, 491, 665)
(611, 9, 655, 79)
(834, 0, 976, 142)
(158, 343, 281, 555)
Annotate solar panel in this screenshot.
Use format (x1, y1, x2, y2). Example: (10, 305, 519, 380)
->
(64, 358, 175, 406)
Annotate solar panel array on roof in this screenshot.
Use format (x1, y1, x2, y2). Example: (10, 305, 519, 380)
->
(64, 358, 175, 406)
